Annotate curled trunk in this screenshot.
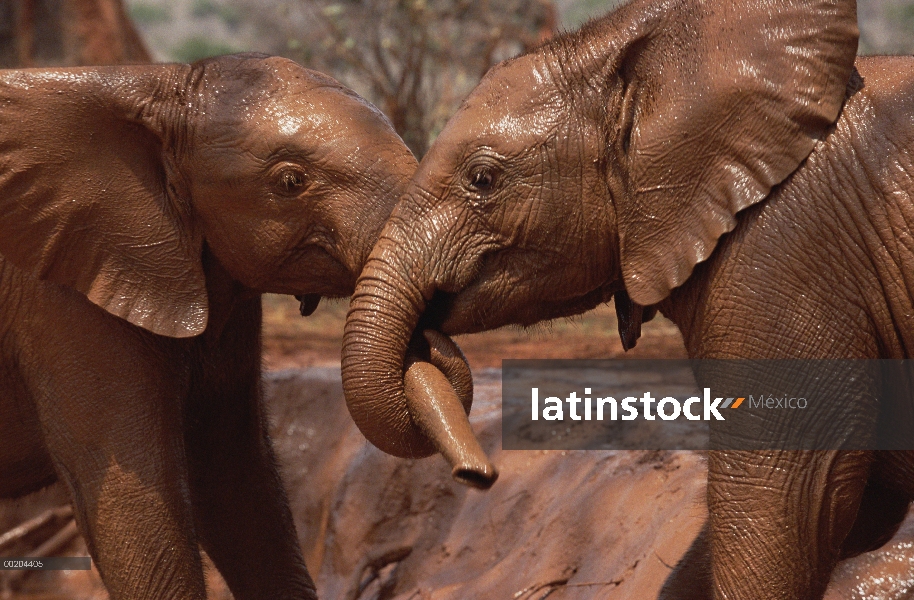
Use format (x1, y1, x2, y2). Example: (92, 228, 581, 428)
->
(404, 331, 497, 489)
(342, 228, 496, 489)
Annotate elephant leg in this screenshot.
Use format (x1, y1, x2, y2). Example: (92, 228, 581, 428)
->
(659, 478, 909, 600)
(838, 449, 914, 559)
(35, 365, 206, 599)
(707, 450, 871, 600)
(184, 389, 316, 600)
(184, 300, 315, 600)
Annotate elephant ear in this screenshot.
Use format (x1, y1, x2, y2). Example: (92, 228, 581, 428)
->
(0, 66, 208, 337)
(611, 0, 859, 305)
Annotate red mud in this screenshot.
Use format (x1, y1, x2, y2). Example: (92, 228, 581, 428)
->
(261, 295, 689, 371)
(4, 296, 914, 598)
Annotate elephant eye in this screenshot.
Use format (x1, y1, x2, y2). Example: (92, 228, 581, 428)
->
(277, 167, 306, 195)
(468, 167, 496, 192)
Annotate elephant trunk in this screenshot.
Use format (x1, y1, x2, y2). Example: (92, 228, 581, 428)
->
(342, 223, 497, 488)
(404, 331, 497, 489)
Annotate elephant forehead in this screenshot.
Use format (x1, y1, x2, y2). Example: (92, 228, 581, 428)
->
(257, 94, 328, 136)
(432, 62, 560, 154)
(473, 53, 556, 107)
(203, 89, 395, 162)
(421, 106, 556, 175)
(287, 93, 381, 134)
(487, 109, 557, 140)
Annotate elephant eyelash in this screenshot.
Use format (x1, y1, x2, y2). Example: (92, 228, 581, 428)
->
(469, 168, 496, 191)
(273, 165, 309, 196)
(465, 160, 504, 197)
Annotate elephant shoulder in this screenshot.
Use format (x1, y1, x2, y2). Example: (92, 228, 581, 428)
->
(814, 57, 914, 204)
(843, 57, 914, 142)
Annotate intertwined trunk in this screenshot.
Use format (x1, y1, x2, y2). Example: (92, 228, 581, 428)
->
(341, 213, 497, 488)
(343, 225, 435, 458)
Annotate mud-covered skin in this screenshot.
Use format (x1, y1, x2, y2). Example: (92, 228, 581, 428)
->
(0, 55, 416, 600)
(343, 0, 859, 458)
(343, 0, 914, 597)
(655, 57, 914, 599)
(403, 330, 498, 489)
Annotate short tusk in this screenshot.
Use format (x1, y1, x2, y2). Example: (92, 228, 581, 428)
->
(403, 343, 498, 490)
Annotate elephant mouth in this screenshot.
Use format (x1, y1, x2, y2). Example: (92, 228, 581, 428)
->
(277, 242, 357, 299)
(418, 279, 620, 336)
(417, 289, 458, 331)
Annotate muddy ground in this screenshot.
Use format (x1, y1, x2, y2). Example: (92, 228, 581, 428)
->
(3, 295, 914, 599)
(260, 295, 689, 370)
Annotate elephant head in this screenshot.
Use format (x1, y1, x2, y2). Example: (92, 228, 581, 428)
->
(0, 54, 416, 338)
(342, 0, 859, 463)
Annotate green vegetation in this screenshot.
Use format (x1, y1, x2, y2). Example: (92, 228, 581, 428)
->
(884, 3, 914, 54)
(191, 0, 242, 28)
(129, 3, 170, 25)
(561, 0, 622, 28)
(170, 36, 242, 62)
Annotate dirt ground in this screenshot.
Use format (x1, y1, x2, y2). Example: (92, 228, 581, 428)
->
(7, 367, 914, 599)
(5, 295, 914, 599)
(261, 294, 689, 371)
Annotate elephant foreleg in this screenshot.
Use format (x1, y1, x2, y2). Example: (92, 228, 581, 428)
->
(707, 449, 871, 600)
(184, 388, 316, 600)
(34, 363, 207, 599)
(185, 299, 316, 600)
(838, 479, 909, 559)
(659, 475, 909, 600)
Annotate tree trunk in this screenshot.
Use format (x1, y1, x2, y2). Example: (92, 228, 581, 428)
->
(0, 0, 150, 68)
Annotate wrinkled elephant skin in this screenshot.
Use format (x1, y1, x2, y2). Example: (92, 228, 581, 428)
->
(342, 0, 914, 598)
(0, 55, 417, 599)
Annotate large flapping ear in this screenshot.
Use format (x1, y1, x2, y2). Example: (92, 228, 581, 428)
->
(605, 0, 858, 305)
(0, 66, 208, 337)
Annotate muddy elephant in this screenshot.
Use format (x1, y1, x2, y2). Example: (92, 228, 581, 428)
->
(0, 54, 417, 599)
(341, 0, 914, 598)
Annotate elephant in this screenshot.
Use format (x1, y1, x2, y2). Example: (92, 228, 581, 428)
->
(0, 53, 420, 600)
(340, 0, 914, 597)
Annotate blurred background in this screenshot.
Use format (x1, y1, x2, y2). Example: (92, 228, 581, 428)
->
(120, 0, 914, 157)
(4, 0, 913, 159)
